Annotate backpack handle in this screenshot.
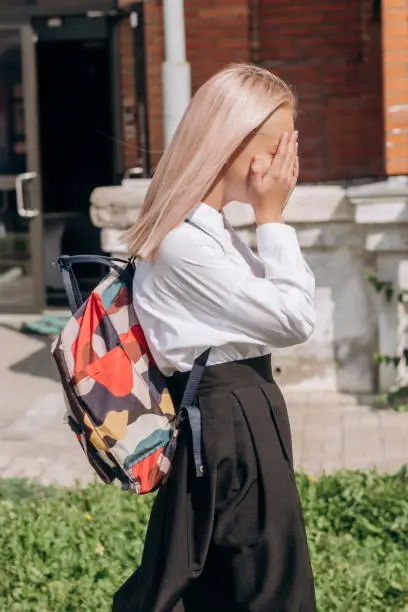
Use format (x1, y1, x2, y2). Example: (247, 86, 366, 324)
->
(54, 254, 133, 315)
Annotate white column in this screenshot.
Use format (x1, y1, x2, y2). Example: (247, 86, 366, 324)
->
(350, 178, 408, 391)
(162, 0, 191, 147)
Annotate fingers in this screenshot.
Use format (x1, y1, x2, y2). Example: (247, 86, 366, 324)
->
(292, 152, 299, 186)
(249, 132, 299, 215)
(281, 131, 298, 177)
(249, 156, 264, 193)
(272, 131, 289, 173)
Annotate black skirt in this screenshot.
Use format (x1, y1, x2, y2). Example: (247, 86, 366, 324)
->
(113, 355, 316, 612)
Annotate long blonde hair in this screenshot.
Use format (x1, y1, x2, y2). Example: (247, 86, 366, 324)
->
(125, 63, 294, 260)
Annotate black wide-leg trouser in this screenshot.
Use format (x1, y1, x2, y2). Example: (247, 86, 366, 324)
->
(113, 355, 316, 612)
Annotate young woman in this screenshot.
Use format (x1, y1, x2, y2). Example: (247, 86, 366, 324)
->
(113, 63, 316, 612)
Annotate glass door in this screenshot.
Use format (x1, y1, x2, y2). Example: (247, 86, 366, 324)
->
(0, 25, 44, 313)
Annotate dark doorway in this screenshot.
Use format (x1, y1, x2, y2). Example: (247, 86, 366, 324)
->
(36, 33, 114, 303)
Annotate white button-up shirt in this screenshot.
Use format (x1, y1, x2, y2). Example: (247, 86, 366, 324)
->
(133, 202, 315, 375)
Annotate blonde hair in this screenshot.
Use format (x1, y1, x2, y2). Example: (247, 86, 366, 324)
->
(125, 63, 294, 260)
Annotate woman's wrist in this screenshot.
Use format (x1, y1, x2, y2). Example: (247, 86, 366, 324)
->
(255, 211, 285, 226)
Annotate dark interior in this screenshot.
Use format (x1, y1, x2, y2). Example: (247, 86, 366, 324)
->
(36, 36, 114, 299)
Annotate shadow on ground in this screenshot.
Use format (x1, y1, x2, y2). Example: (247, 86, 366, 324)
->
(1, 325, 60, 382)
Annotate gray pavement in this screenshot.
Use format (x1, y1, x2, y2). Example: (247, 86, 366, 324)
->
(1, 317, 407, 487)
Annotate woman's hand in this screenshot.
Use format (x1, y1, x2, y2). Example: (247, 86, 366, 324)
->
(249, 131, 299, 225)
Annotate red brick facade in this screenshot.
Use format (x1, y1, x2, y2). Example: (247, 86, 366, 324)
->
(381, 0, 408, 175)
(118, 18, 138, 172)
(144, 1, 165, 169)
(258, 0, 384, 182)
(119, 0, 407, 181)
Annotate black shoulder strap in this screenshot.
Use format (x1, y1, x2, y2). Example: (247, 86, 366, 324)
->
(181, 348, 211, 407)
(178, 347, 211, 478)
(54, 254, 132, 315)
(184, 217, 226, 251)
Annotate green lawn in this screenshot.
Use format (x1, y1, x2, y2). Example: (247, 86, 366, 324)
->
(0, 469, 407, 611)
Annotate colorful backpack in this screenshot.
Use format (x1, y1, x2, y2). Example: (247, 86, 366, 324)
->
(51, 255, 209, 494)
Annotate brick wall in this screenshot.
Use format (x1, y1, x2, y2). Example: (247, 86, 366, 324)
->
(185, 1, 250, 91)
(118, 0, 387, 183)
(259, 0, 385, 182)
(117, 0, 166, 170)
(381, 0, 408, 175)
(142, 0, 250, 169)
(118, 18, 138, 172)
(144, 1, 165, 170)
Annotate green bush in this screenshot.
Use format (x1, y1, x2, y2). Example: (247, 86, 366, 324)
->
(297, 469, 408, 611)
(0, 469, 407, 611)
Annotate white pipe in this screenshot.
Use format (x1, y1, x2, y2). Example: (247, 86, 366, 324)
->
(162, 0, 191, 147)
(163, 0, 186, 62)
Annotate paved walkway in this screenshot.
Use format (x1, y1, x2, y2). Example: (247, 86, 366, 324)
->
(1, 317, 407, 487)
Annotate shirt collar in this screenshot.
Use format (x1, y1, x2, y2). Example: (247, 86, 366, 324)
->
(188, 202, 225, 235)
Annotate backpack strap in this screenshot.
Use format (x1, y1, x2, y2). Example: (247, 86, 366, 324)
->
(54, 254, 133, 315)
(60, 260, 83, 314)
(184, 217, 226, 252)
(179, 348, 211, 478)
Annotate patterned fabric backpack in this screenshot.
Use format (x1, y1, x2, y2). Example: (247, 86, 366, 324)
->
(51, 255, 209, 494)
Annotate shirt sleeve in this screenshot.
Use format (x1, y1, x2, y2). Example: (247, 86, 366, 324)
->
(156, 222, 316, 349)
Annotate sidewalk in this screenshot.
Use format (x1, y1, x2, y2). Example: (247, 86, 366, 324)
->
(1, 319, 407, 487)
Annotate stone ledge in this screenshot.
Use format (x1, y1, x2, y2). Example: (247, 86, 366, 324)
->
(348, 177, 408, 226)
(366, 228, 408, 252)
(296, 224, 363, 249)
(355, 201, 408, 225)
(90, 182, 356, 231)
(347, 176, 408, 200)
(90, 183, 149, 230)
(285, 184, 353, 223)
(226, 185, 353, 225)
(90, 177, 408, 233)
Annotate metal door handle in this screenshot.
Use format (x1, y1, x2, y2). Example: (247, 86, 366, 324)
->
(15, 172, 39, 218)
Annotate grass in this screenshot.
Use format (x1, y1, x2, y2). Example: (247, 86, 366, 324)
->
(0, 469, 407, 611)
